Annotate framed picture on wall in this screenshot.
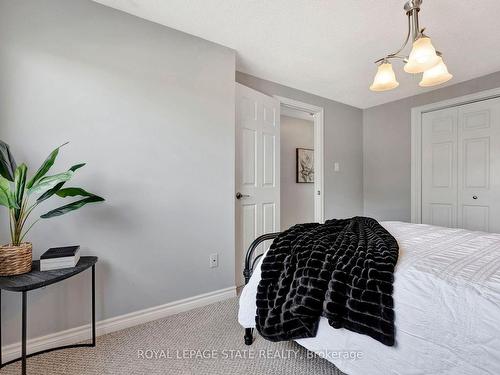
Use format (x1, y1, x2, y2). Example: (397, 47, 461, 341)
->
(296, 148, 314, 183)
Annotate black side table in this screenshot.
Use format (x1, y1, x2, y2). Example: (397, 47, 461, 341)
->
(0, 256, 97, 375)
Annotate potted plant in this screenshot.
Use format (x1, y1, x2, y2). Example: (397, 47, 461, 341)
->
(0, 140, 104, 276)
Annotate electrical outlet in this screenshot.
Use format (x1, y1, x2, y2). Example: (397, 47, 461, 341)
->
(209, 253, 218, 268)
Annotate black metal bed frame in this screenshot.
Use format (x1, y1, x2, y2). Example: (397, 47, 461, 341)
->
(243, 232, 281, 345)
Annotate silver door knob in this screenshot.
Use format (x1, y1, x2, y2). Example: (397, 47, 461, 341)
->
(236, 192, 250, 200)
(473, 195, 478, 200)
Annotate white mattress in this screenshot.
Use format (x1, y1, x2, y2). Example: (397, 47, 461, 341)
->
(238, 221, 500, 375)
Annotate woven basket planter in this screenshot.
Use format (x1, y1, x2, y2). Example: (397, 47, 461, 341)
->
(0, 243, 33, 276)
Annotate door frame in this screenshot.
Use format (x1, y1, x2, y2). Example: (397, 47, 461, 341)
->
(411, 87, 500, 223)
(274, 95, 325, 223)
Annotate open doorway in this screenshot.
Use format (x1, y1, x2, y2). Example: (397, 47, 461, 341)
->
(280, 108, 315, 230)
(276, 96, 324, 229)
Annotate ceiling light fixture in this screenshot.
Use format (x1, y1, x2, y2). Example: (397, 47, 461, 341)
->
(370, 0, 452, 92)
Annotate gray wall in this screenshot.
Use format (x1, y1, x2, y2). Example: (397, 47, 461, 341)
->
(0, 0, 235, 345)
(280, 115, 314, 230)
(363, 71, 500, 221)
(237, 72, 364, 219)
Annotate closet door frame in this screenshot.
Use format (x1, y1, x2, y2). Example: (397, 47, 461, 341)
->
(411, 87, 500, 223)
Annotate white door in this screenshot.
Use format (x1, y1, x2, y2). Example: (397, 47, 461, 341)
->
(421, 97, 500, 232)
(235, 83, 280, 286)
(457, 98, 500, 232)
(422, 107, 458, 228)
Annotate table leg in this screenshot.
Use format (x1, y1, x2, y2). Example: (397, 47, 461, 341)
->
(91, 265, 96, 347)
(22, 291, 27, 375)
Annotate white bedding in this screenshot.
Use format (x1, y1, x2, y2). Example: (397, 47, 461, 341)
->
(238, 221, 500, 375)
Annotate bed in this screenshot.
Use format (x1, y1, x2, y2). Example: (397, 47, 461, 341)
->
(238, 221, 500, 375)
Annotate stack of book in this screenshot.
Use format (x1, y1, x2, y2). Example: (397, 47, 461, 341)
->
(40, 246, 81, 271)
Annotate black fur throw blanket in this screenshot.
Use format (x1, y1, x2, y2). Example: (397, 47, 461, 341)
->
(255, 217, 399, 346)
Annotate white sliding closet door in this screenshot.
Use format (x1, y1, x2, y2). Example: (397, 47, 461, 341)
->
(457, 98, 500, 232)
(421, 97, 500, 232)
(422, 108, 458, 228)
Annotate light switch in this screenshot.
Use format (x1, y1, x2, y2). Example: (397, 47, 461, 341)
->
(334, 162, 340, 172)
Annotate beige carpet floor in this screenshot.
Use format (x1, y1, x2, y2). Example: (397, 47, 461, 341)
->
(1, 297, 345, 375)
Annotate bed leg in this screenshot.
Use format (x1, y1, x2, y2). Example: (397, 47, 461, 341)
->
(244, 328, 254, 345)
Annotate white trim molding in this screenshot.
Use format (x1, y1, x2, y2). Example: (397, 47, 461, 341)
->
(411, 87, 500, 223)
(1, 286, 236, 363)
(274, 95, 325, 223)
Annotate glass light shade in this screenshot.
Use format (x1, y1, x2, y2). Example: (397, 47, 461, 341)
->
(419, 57, 453, 87)
(404, 36, 441, 74)
(370, 62, 399, 92)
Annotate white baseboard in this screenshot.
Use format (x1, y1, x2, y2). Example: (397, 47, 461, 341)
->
(1, 286, 236, 363)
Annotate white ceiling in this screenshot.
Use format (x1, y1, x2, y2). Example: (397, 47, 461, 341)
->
(93, 0, 500, 109)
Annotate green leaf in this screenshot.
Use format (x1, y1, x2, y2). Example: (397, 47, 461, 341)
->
(0, 176, 10, 208)
(0, 176, 18, 209)
(0, 191, 9, 208)
(28, 171, 73, 196)
(26, 142, 68, 189)
(13, 164, 27, 219)
(14, 164, 27, 202)
(37, 164, 86, 203)
(0, 140, 17, 182)
(68, 163, 86, 172)
(56, 187, 95, 198)
(40, 195, 104, 219)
